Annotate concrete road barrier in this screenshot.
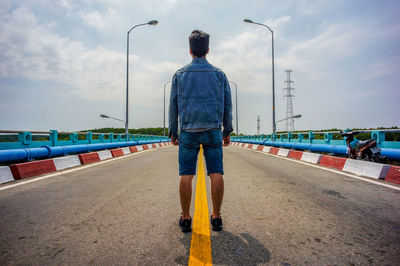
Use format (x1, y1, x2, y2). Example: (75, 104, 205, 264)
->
(289, 150, 303, 160)
(129, 146, 138, 153)
(10, 159, 57, 179)
(320, 155, 347, 170)
(0, 166, 14, 184)
(241, 143, 246, 147)
(111, 149, 124, 157)
(152, 144, 157, 149)
(121, 147, 131, 155)
(257, 145, 264, 151)
(137, 145, 144, 151)
(53, 155, 81, 171)
(270, 147, 279, 155)
(252, 145, 259, 150)
(262, 146, 271, 153)
(385, 166, 400, 185)
(98, 150, 112, 160)
(278, 148, 290, 157)
(247, 144, 253, 149)
(301, 152, 322, 164)
(78, 152, 100, 164)
(147, 144, 153, 150)
(142, 145, 149, 150)
(342, 159, 391, 179)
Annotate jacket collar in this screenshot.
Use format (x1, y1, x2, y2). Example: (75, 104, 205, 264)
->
(192, 57, 208, 63)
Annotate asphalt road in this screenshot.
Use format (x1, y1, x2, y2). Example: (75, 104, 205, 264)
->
(0, 146, 400, 265)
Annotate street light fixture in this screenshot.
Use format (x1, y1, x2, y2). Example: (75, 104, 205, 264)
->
(243, 18, 276, 135)
(100, 114, 126, 123)
(163, 80, 171, 136)
(125, 20, 158, 136)
(229, 81, 239, 135)
(276, 114, 302, 124)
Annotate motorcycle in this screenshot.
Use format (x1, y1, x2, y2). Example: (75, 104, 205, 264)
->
(341, 130, 388, 163)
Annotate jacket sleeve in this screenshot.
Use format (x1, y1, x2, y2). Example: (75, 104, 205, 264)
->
(168, 74, 179, 139)
(222, 74, 233, 137)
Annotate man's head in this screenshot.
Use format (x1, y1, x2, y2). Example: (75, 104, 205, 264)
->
(189, 30, 210, 58)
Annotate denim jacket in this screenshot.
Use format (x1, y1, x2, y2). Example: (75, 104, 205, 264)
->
(168, 57, 233, 139)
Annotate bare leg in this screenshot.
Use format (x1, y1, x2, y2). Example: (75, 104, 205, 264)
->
(209, 173, 224, 218)
(180, 175, 194, 220)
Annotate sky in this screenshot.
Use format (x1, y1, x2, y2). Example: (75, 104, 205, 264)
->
(0, 0, 399, 134)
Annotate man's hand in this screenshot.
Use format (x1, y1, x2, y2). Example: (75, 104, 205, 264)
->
(171, 137, 179, 146)
(223, 136, 230, 146)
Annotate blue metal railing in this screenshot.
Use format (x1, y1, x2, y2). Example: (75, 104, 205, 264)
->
(0, 130, 169, 150)
(0, 130, 170, 163)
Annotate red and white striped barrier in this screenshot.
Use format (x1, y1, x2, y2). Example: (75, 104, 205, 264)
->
(277, 148, 290, 157)
(10, 159, 57, 179)
(98, 150, 113, 160)
(0, 142, 169, 184)
(110, 149, 124, 157)
(386, 166, 400, 185)
(342, 159, 391, 179)
(319, 155, 347, 170)
(79, 152, 100, 164)
(53, 155, 81, 171)
(269, 147, 279, 155)
(136, 145, 144, 151)
(288, 150, 303, 160)
(122, 147, 131, 155)
(129, 146, 138, 153)
(301, 152, 322, 164)
(0, 166, 14, 184)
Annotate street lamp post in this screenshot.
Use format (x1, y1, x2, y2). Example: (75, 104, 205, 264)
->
(243, 19, 276, 134)
(126, 20, 158, 136)
(229, 81, 239, 135)
(163, 80, 171, 136)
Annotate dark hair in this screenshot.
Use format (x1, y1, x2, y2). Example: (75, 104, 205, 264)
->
(189, 30, 210, 57)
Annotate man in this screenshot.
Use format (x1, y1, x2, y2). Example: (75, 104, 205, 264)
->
(169, 30, 233, 233)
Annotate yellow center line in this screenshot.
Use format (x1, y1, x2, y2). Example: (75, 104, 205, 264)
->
(189, 146, 212, 265)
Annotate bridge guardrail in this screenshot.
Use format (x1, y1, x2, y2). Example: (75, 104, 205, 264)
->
(232, 129, 400, 149)
(231, 129, 400, 161)
(0, 130, 170, 150)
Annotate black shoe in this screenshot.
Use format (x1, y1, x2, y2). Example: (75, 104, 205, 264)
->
(210, 215, 223, 231)
(179, 216, 192, 233)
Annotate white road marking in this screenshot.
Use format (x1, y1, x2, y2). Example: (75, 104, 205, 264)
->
(232, 145, 400, 191)
(0, 145, 171, 192)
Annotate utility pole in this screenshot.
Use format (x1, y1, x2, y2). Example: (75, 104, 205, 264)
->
(283, 70, 295, 132)
(257, 115, 261, 135)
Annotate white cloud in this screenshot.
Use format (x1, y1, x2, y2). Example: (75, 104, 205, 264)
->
(79, 8, 117, 30)
(297, 0, 331, 15)
(264, 16, 291, 30)
(0, 6, 180, 106)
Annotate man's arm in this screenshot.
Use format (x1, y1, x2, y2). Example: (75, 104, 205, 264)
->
(168, 75, 179, 145)
(222, 74, 233, 146)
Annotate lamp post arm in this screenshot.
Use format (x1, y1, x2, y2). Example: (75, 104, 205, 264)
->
(276, 115, 301, 124)
(128, 23, 149, 33)
(251, 22, 273, 34)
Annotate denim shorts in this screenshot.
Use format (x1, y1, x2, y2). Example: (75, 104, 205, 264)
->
(179, 130, 223, 176)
